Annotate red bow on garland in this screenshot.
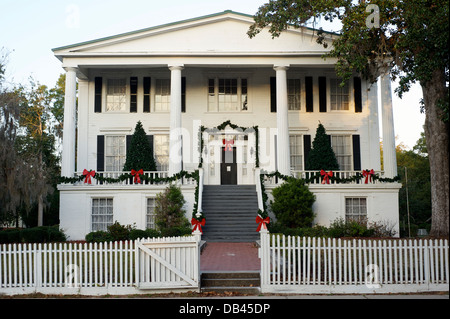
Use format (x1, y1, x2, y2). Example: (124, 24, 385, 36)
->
(320, 170, 333, 184)
(191, 218, 206, 234)
(362, 169, 375, 184)
(131, 169, 144, 184)
(256, 215, 270, 232)
(223, 139, 234, 152)
(83, 169, 96, 184)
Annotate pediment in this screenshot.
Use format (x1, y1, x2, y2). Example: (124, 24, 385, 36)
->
(53, 11, 334, 58)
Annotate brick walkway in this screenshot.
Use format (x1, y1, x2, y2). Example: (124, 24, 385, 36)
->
(200, 242, 260, 271)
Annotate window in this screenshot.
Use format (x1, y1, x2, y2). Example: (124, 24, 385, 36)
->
(345, 198, 367, 224)
(154, 135, 169, 171)
(91, 198, 114, 231)
(330, 79, 349, 111)
(289, 135, 303, 171)
(288, 79, 301, 110)
(208, 78, 248, 112)
(147, 198, 156, 230)
(106, 79, 127, 112)
(105, 136, 126, 171)
(331, 135, 352, 171)
(155, 79, 171, 112)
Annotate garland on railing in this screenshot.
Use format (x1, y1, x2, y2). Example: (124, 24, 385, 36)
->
(59, 170, 205, 224)
(198, 120, 260, 168)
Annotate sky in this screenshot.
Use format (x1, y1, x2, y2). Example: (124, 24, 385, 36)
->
(1, 0, 425, 149)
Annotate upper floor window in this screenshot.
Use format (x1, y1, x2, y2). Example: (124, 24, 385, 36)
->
(208, 78, 248, 112)
(154, 134, 169, 171)
(330, 79, 350, 111)
(106, 79, 127, 112)
(155, 79, 171, 112)
(288, 79, 301, 110)
(289, 134, 303, 171)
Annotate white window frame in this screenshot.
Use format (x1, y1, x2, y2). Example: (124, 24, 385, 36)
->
(345, 197, 368, 224)
(104, 77, 129, 113)
(146, 198, 157, 230)
(287, 78, 301, 111)
(289, 134, 304, 171)
(329, 78, 351, 112)
(207, 77, 249, 112)
(91, 198, 114, 232)
(331, 134, 353, 171)
(153, 134, 170, 171)
(154, 78, 171, 113)
(104, 135, 127, 172)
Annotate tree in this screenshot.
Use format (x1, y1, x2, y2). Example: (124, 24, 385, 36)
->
(305, 123, 340, 170)
(270, 177, 316, 228)
(248, 0, 449, 237)
(123, 121, 157, 172)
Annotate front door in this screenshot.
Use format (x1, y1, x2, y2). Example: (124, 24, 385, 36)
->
(221, 147, 237, 185)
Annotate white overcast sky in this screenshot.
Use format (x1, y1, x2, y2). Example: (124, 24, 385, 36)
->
(1, 0, 425, 149)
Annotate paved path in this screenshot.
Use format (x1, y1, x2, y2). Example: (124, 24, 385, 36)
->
(200, 242, 260, 272)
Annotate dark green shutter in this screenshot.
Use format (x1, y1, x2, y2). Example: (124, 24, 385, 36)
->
(181, 77, 186, 113)
(352, 135, 361, 171)
(97, 135, 105, 172)
(319, 76, 327, 112)
(143, 77, 151, 113)
(303, 135, 311, 166)
(354, 77, 362, 113)
(270, 77, 277, 113)
(305, 76, 313, 112)
(94, 77, 102, 113)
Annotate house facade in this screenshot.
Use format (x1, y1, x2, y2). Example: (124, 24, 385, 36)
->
(54, 11, 401, 240)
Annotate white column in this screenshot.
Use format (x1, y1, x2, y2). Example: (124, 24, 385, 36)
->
(274, 65, 291, 176)
(61, 67, 77, 178)
(168, 64, 184, 176)
(380, 72, 397, 178)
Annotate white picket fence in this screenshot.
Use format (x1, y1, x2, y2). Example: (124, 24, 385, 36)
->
(0, 236, 201, 296)
(259, 231, 449, 294)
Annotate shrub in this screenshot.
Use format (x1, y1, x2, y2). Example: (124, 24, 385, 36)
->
(129, 228, 161, 240)
(155, 184, 190, 233)
(85, 230, 113, 243)
(0, 226, 66, 244)
(107, 221, 132, 241)
(270, 178, 316, 228)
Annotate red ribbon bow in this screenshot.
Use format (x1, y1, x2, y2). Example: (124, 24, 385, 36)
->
(131, 169, 144, 184)
(191, 218, 206, 234)
(256, 215, 270, 232)
(83, 169, 96, 184)
(320, 170, 333, 184)
(223, 139, 234, 152)
(362, 169, 375, 184)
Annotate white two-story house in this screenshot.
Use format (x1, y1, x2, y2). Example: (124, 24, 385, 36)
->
(54, 11, 401, 240)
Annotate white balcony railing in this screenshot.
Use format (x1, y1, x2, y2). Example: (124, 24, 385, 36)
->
(263, 170, 386, 185)
(73, 171, 197, 186)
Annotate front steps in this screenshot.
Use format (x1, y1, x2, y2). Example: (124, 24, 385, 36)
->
(201, 272, 261, 294)
(201, 185, 259, 242)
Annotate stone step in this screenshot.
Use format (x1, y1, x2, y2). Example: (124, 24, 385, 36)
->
(201, 272, 260, 294)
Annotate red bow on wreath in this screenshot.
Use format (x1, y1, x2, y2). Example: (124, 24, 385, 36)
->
(223, 139, 234, 152)
(256, 215, 270, 232)
(362, 169, 375, 184)
(191, 218, 206, 234)
(131, 169, 144, 184)
(320, 170, 333, 184)
(83, 169, 96, 184)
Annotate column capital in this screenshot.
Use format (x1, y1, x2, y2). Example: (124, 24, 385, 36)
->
(168, 64, 184, 71)
(273, 64, 290, 71)
(63, 67, 78, 73)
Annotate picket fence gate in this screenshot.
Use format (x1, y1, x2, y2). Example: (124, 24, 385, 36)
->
(0, 236, 201, 296)
(259, 230, 449, 294)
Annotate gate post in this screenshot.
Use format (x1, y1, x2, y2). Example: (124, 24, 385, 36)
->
(259, 227, 270, 289)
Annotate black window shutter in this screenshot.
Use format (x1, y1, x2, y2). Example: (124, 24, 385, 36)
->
(354, 77, 362, 113)
(303, 135, 311, 165)
(319, 76, 327, 112)
(94, 77, 102, 113)
(143, 77, 151, 113)
(126, 135, 132, 155)
(352, 135, 361, 171)
(181, 77, 186, 113)
(130, 77, 138, 113)
(147, 135, 154, 155)
(270, 77, 277, 113)
(97, 135, 105, 172)
(305, 76, 313, 112)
